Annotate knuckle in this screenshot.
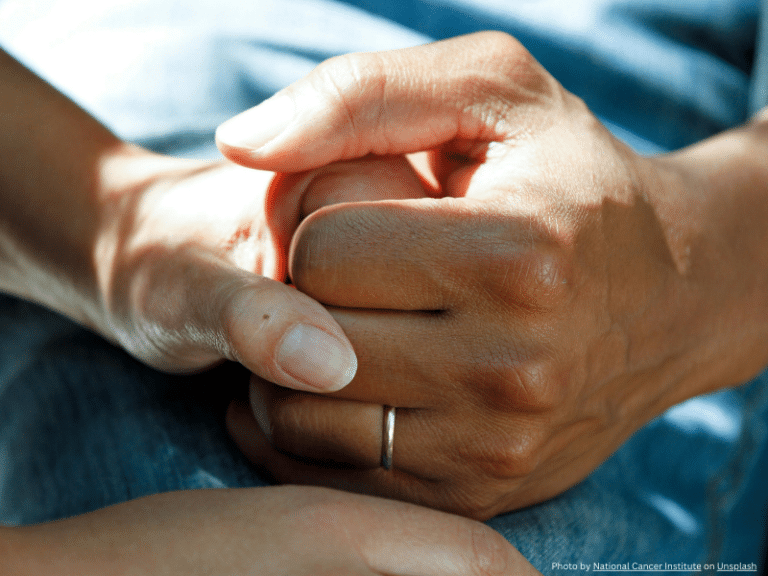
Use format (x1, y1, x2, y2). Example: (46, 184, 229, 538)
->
(454, 421, 544, 480)
(309, 52, 387, 155)
(507, 358, 565, 410)
(485, 248, 571, 313)
(310, 55, 361, 146)
(476, 30, 534, 73)
(479, 433, 542, 479)
(457, 31, 564, 140)
(473, 30, 557, 103)
(471, 355, 563, 413)
(523, 251, 571, 308)
(312, 53, 360, 98)
(216, 277, 273, 363)
(261, 393, 315, 450)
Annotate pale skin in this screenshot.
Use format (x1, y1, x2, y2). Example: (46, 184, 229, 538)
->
(0, 46, 532, 574)
(217, 32, 768, 520)
(1, 486, 532, 576)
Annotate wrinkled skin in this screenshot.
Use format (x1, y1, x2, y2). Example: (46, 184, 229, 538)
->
(221, 32, 768, 520)
(0, 44, 537, 574)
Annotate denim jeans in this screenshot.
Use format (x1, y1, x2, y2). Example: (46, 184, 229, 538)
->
(0, 0, 766, 573)
(1, 299, 766, 573)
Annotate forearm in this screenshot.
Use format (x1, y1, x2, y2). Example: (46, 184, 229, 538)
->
(0, 47, 170, 337)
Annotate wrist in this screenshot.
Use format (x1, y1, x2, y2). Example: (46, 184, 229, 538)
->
(0, 48, 209, 343)
(646, 119, 768, 397)
(90, 146, 212, 342)
(0, 140, 166, 341)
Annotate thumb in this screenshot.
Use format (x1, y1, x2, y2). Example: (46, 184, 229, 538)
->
(219, 273, 358, 393)
(216, 31, 535, 172)
(123, 254, 357, 393)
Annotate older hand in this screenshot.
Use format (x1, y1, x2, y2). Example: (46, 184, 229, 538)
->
(219, 32, 768, 519)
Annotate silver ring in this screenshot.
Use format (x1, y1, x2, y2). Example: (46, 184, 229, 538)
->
(381, 405, 395, 470)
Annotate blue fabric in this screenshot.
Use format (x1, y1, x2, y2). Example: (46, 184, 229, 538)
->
(1, 295, 765, 572)
(1, 0, 760, 154)
(751, 0, 768, 112)
(0, 0, 766, 573)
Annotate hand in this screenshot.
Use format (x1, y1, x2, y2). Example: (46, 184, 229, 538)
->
(2, 484, 533, 575)
(0, 47, 365, 393)
(218, 32, 768, 519)
(93, 153, 364, 392)
(99, 152, 427, 388)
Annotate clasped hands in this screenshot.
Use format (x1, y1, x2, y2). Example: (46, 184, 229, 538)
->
(216, 31, 768, 519)
(105, 32, 768, 522)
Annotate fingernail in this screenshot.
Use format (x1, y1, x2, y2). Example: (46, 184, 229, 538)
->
(216, 91, 294, 151)
(277, 324, 357, 391)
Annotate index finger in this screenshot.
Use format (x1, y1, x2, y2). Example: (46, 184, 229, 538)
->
(289, 196, 547, 311)
(216, 31, 553, 172)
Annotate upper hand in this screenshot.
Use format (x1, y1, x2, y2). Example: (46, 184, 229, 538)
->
(219, 32, 768, 519)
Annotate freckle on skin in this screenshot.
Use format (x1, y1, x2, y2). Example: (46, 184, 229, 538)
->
(263, 314, 270, 320)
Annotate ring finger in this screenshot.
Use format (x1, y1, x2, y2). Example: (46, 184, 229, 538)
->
(248, 376, 449, 478)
